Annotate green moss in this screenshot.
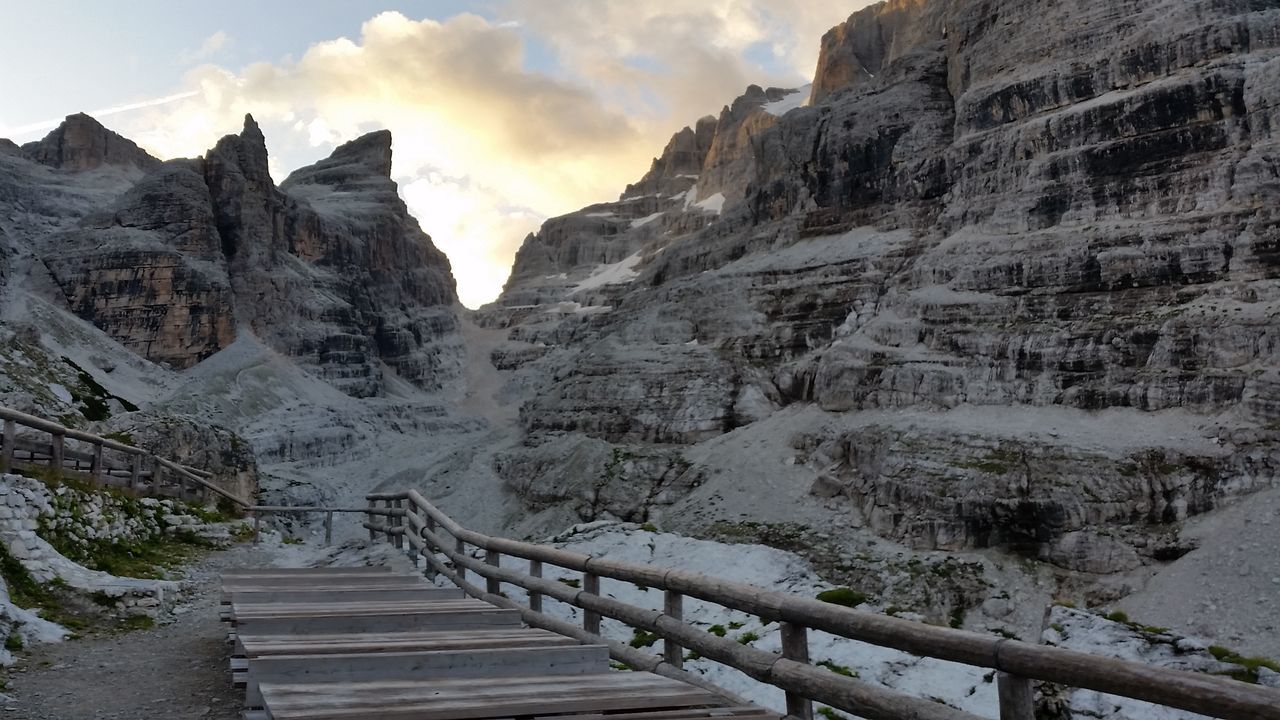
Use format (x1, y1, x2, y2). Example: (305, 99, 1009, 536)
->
(118, 614, 155, 632)
(609, 660, 631, 671)
(949, 606, 966, 629)
(684, 651, 702, 662)
(707, 624, 727, 637)
(629, 629, 660, 648)
(727, 620, 745, 630)
(818, 708, 852, 720)
(640, 522, 658, 533)
(816, 587, 868, 608)
(281, 536, 304, 546)
(817, 660, 858, 678)
(1208, 645, 1280, 684)
(3, 634, 23, 651)
(1105, 610, 1130, 623)
(89, 591, 118, 607)
(557, 578, 581, 589)
(736, 631, 759, 645)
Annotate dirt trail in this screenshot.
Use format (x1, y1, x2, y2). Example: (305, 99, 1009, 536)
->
(3, 543, 278, 720)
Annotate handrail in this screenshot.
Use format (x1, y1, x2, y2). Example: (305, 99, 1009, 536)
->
(365, 489, 1280, 720)
(0, 406, 252, 508)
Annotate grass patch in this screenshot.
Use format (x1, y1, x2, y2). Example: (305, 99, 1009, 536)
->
(816, 587, 868, 608)
(1208, 645, 1280, 684)
(1105, 610, 1130, 623)
(557, 578, 581, 589)
(736, 631, 759, 645)
(118, 614, 155, 632)
(727, 620, 745, 630)
(817, 660, 858, 678)
(949, 606, 965, 629)
(629, 629, 660, 648)
(101, 431, 135, 446)
(707, 624, 727, 637)
(818, 709, 851, 720)
(4, 634, 23, 651)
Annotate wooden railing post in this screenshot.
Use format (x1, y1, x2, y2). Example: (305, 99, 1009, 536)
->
(94, 442, 105, 480)
(324, 510, 333, 546)
(455, 537, 467, 583)
(528, 559, 543, 612)
(997, 672, 1035, 719)
(130, 454, 141, 490)
(664, 590, 684, 669)
(391, 498, 404, 550)
(152, 458, 165, 495)
(382, 499, 395, 546)
(252, 511, 261, 546)
(485, 549, 501, 595)
(1, 418, 13, 474)
(423, 513, 436, 551)
(780, 622, 813, 720)
(583, 573, 601, 635)
(50, 432, 64, 477)
(366, 499, 377, 540)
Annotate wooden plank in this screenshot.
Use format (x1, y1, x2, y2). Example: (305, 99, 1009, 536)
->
(260, 672, 727, 719)
(237, 628, 578, 658)
(780, 623, 812, 720)
(538, 708, 778, 720)
(220, 581, 429, 602)
(234, 607, 522, 635)
(246, 645, 610, 708)
(227, 588, 462, 605)
(223, 567, 394, 576)
(997, 672, 1034, 720)
(230, 599, 496, 619)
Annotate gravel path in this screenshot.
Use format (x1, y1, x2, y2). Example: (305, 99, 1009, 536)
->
(2, 543, 280, 720)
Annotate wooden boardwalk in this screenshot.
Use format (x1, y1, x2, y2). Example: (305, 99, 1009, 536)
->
(221, 566, 778, 720)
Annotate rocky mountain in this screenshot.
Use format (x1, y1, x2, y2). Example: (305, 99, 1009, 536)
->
(480, 0, 1280, 621)
(2, 113, 462, 396)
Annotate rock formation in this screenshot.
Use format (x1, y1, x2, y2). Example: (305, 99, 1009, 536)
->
(481, 0, 1280, 574)
(2, 113, 462, 395)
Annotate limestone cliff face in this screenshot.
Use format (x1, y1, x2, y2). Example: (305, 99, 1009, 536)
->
(484, 0, 1280, 570)
(3, 114, 461, 394)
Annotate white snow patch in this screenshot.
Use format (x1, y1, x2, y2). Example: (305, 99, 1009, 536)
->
(630, 212, 664, 229)
(761, 85, 811, 117)
(584, 212, 615, 218)
(695, 193, 726, 214)
(573, 253, 644, 292)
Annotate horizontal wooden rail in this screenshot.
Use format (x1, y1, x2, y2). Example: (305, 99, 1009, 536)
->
(0, 406, 252, 508)
(366, 490, 1280, 720)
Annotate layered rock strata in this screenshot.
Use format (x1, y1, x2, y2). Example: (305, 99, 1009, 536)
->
(482, 0, 1280, 571)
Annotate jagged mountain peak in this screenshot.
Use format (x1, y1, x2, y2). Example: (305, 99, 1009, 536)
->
(20, 112, 159, 172)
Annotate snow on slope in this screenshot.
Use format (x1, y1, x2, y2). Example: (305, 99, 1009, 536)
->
(761, 85, 811, 117)
(574, 252, 644, 292)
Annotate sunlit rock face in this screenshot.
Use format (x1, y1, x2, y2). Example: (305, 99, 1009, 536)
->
(482, 0, 1280, 567)
(2, 113, 462, 394)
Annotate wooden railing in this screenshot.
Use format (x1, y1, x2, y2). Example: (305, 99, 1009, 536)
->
(364, 489, 1280, 720)
(0, 406, 252, 508)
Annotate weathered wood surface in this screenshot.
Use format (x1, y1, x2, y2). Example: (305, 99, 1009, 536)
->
(227, 588, 463, 605)
(222, 567, 393, 576)
(258, 672, 736, 720)
(245, 645, 610, 707)
(222, 565, 770, 720)
(235, 628, 579, 657)
(233, 607, 523, 635)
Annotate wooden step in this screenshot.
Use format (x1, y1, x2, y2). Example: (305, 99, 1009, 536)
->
(233, 606, 522, 635)
(230, 599, 497, 620)
(258, 671, 732, 719)
(223, 567, 393, 576)
(235, 628, 578, 658)
(226, 588, 463, 605)
(245, 645, 610, 707)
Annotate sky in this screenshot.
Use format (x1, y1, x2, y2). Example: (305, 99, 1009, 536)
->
(0, 1, 864, 307)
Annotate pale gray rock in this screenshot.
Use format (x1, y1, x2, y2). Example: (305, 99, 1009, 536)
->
(480, 0, 1280, 573)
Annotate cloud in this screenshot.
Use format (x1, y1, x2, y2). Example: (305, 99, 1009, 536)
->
(2, 91, 200, 138)
(182, 31, 230, 63)
(114, 3, 864, 307)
